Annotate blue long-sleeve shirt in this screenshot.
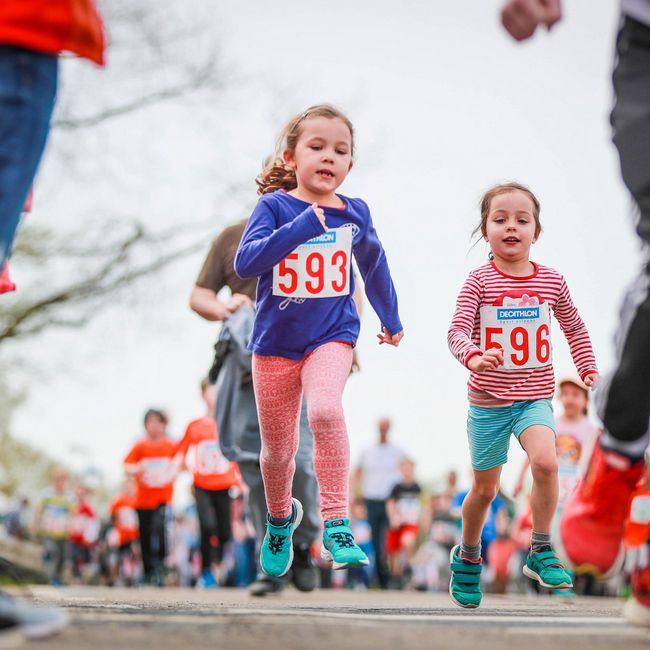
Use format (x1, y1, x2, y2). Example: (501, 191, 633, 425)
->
(234, 190, 402, 359)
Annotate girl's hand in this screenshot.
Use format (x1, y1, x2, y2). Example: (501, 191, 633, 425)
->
(467, 347, 504, 373)
(377, 327, 404, 347)
(312, 203, 329, 231)
(583, 373, 600, 390)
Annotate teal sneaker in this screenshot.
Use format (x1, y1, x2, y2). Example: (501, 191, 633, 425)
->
(449, 544, 482, 608)
(321, 518, 369, 570)
(260, 498, 303, 577)
(523, 545, 573, 589)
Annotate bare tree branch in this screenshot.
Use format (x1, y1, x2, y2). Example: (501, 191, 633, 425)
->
(0, 225, 207, 343)
(52, 52, 222, 130)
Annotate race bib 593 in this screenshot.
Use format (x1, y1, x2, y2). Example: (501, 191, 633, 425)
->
(272, 227, 352, 299)
(479, 301, 552, 370)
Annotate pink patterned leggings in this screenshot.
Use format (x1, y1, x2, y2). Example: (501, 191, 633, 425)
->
(252, 341, 353, 522)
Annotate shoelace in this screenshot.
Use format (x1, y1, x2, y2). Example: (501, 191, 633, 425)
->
(328, 531, 355, 549)
(268, 533, 287, 556)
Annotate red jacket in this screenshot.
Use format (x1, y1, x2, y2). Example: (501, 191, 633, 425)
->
(0, 0, 105, 65)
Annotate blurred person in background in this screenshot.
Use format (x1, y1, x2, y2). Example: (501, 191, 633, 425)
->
(124, 408, 177, 586)
(353, 417, 405, 589)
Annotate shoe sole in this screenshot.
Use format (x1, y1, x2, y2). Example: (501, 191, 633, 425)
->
(448, 545, 480, 609)
(522, 565, 573, 589)
(261, 498, 303, 578)
(320, 546, 369, 570)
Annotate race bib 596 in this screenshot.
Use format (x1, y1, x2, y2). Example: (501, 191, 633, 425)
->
(273, 227, 352, 299)
(480, 301, 552, 370)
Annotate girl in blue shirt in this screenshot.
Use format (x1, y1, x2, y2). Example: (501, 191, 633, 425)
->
(235, 104, 403, 577)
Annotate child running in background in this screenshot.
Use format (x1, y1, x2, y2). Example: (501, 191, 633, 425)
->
(175, 378, 241, 588)
(514, 376, 598, 511)
(386, 458, 422, 588)
(33, 468, 75, 586)
(107, 478, 140, 586)
(447, 182, 599, 608)
(69, 482, 99, 583)
(123, 408, 177, 586)
(234, 104, 403, 578)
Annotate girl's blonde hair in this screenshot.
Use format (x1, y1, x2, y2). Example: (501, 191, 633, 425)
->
(256, 104, 355, 196)
(473, 182, 542, 240)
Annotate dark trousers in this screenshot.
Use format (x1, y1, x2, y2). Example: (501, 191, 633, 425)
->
(599, 16, 650, 454)
(194, 486, 232, 571)
(365, 498, 389, 588)
(136, 504, 167, 578)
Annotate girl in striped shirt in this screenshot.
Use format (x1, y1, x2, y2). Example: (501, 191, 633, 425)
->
(446, 182, 599, 608)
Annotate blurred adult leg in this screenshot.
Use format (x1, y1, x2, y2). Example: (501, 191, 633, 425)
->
(0, 46, 58, 265)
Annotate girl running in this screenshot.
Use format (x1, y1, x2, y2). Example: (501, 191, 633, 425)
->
(447, 182, 598, 608)
(235, 104, 403, 577)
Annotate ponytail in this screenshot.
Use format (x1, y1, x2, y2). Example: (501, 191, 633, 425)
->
(256, 157, 298, 196)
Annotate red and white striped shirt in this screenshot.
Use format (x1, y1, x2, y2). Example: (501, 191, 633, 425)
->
(448, 261, 597, 405)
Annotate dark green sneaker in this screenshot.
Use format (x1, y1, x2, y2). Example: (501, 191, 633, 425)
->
(523, 545, 573, 589)
(449, 544, 482, 608)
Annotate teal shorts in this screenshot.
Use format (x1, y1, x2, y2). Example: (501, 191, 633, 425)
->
(467, 399, 556, 471)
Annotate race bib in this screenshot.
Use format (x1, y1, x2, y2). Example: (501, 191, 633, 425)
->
(272, 227, 352, 299)
(397, 497, 421, 526)
(42, 505, 70, 536)
(140, 457, 171, 488)
(195, 440, 231, 476)
(480, 302, 552, 370)
(118, 507, 138, 530)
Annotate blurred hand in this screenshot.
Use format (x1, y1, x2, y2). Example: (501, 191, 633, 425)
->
(312, 202, 329, 231)
(501, 0, 562, 41)
(467, 348, 504, 372)
(377, 327, 404, 347)
(226, 293, 253, 314)
(583, 372, 600, 390)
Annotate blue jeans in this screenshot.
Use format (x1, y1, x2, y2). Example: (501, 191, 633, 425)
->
(0, 45, 58, 265)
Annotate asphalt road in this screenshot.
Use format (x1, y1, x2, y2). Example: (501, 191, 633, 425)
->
(22, 587, 650, 650)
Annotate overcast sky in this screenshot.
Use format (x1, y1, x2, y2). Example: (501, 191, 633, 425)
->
(7, 1, 640, 504)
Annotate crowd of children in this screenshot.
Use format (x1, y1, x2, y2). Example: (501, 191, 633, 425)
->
(2, 370, 638, 600)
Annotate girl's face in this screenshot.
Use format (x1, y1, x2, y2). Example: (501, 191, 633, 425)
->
(559, 383, 588, 420)
(484, 190, 539, 263)
(283, 116, 353, 201)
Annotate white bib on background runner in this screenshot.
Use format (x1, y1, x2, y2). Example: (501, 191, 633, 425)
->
(140, 457, 171, 488)
(273, 227, 352, 299)
(479, 302, 552, 370)
(194, 440, 230, 476)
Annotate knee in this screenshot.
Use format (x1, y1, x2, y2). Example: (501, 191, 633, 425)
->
(472, 482, 499, 503)
(308, 402, 344, 431)
(261, 442, 297, 468)
(530, 456, 558, 481)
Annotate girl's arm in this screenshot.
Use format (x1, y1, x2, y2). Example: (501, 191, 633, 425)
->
(234, 197, 324, 278)
(553, 277, 598, 383)
(447, 274, 484, 367)
(353, 206, 402, 336)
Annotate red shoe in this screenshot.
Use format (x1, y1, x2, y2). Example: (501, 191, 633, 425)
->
(558, 443, 645, 578)
(624, 551, 650, 627)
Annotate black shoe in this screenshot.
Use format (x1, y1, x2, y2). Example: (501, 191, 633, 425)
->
(249, 575, 284, 597)
(291, 543, 318, 592)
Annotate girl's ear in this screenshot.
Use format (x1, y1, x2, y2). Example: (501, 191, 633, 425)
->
(283, 148, 296, 168)
(348, 160, 354, 173)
